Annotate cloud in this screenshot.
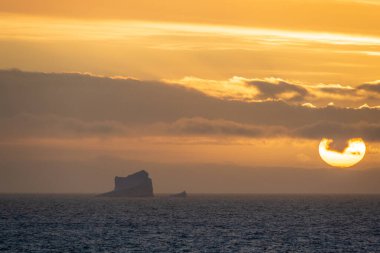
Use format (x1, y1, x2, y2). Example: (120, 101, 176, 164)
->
(2, 14, 380, 47)
(167, 118, 380, 141)
(342, 0, 380, 6)
(171, 76, 312, 102)
(357, 103, 380, 109)
(311, 83, 357, 95)
(2, 114, 380, 144)
(0, 114, 130, 138)
(0, 69, 380, 142)
(302, 103, 317, 108)
(293, 121, 380, 141)
(358, 80, 380, 93)
(164, 117, 286, 137)
(247, 79, 309, 102)
(170, 76, 380, 106)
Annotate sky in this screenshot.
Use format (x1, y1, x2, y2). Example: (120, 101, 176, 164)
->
(0, 0, 380, 193)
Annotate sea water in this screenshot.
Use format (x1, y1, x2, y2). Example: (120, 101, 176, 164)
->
(0, 194, 379, 252)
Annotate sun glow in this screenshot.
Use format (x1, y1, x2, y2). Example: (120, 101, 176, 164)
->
(319, 138, 366, 168)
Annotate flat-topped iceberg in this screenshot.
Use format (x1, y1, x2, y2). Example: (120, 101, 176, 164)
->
(100, 170, 154, 197)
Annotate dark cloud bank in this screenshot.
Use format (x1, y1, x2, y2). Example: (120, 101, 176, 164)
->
(0, 69, 379, 141)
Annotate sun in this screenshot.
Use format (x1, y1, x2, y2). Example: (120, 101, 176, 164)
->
(319, 138, 366, 168)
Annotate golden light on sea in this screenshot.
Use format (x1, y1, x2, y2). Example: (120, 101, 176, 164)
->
(319, 138, 366, 168)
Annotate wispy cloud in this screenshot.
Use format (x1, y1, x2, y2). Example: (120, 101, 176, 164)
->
(1, 14, 380, 48)
(339, 0, 380, 6)
(1, 13, 379, 85)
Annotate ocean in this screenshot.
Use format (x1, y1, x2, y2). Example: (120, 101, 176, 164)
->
(0, 194, 379, 252)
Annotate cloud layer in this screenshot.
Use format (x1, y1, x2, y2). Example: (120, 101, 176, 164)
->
(1, 69, 379, 142)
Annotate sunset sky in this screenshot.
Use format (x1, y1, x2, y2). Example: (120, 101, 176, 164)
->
(0, 0, 380, 193)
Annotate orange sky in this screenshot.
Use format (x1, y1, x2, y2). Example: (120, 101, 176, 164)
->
(0, 0, 379, 83)
(0, 0, 379, 193)
(1, 0, 380, 35)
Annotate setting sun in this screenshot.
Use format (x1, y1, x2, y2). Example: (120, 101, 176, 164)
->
(319, 138, 366, 168)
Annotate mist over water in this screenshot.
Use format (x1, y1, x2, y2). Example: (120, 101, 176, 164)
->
(1, 194, 379, 252)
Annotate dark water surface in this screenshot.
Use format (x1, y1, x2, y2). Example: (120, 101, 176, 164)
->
(0, 194, 379, 252)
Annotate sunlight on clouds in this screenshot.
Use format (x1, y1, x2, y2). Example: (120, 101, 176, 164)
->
(357, 104, 380, 109)
(302, 103, 317, 108)
(167, 76, 260, 101)
(167, 76, 380, 107)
